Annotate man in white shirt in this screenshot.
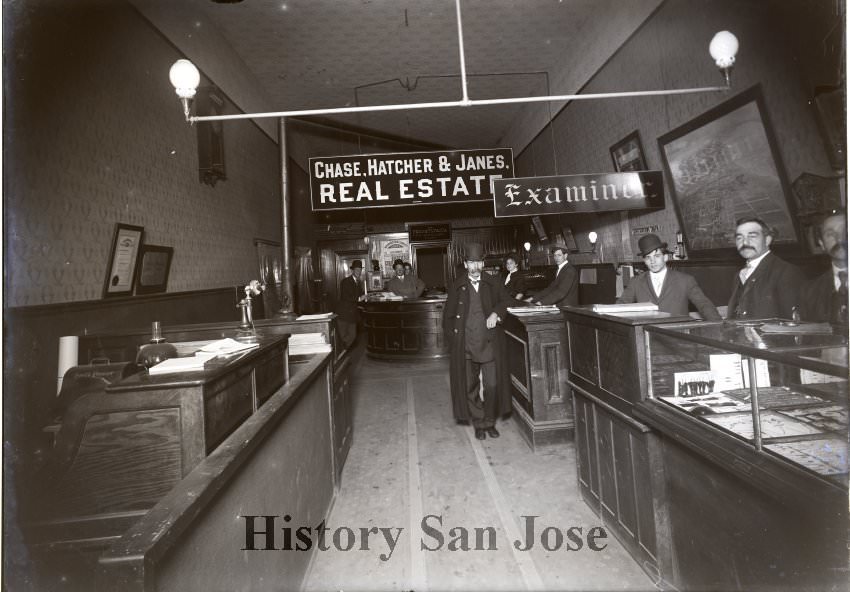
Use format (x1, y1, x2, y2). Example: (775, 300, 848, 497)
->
(618, 233, 720, 319)
(727, 217, 802, 319)
(529, 246, 578, 307)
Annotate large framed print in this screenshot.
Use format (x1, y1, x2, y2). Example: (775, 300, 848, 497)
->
(103, 223, 144, 297)
(610, 130, 647, 172)
(658, 85, 798, 257)
(134, 245, 173, 295)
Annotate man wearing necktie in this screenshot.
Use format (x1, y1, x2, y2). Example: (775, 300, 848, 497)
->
(443, 243, 514, 440)
(617, 233, 720, 319)
(336, 259, 365, 347)
(727, 217, 803, 319)
(529, 245, 578, 307)
(802, 211, 848, 324)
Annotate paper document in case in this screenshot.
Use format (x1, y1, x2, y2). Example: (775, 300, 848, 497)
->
(592, 302, 658, 313)
(295, 313, 334, 321)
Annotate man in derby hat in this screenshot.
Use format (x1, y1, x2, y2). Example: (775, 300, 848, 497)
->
(388, 258, 425, 298)
(443, 243, 514, 440)
(336, 259, 366, 347)
(529, 245, 578, 307)
(618, 233, 721, 320)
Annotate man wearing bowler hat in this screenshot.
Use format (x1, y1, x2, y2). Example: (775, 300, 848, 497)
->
(443, 243, 514, 440)
(619, 233, 721, 320)
(336, 259, 365, 348)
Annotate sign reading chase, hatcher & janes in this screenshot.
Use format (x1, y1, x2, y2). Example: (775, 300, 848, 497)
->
(310, 148, 514, 211)
(492, 171, 664, 218)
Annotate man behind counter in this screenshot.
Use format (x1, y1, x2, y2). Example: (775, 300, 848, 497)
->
(802, 211, 848, 324)
(728, 217, 803, 320)
(618, 233, 721, 320)
(528, 245, 578, 307)
(387, 259, 425, 298)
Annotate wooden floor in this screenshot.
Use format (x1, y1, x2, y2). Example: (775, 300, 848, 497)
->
(304, 338, 655, 591)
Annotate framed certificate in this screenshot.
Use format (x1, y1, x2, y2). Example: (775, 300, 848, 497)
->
(103, 223, 144, 297)
(134, 245, 173, 295)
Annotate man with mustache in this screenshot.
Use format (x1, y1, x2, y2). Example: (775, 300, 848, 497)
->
(443, 243, 513, 440)
(727, 217, 803, 320)
(802, 211, 848, 323)
(387, 258, 425, 298)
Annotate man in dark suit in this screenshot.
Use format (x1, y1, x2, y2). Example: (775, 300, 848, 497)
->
(802, 211, 847, 324)
(443, 243, 514, 440)
(530, 245, 578, 307)
(728, 217, 803, 320)
(502, 253, 526, 300)
(618, 233, 721, 320)
(336, 259, 365, 347)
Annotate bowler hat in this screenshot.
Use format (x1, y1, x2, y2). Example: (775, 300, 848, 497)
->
(464, 243, 485, 261)
(350, 260, 363, 269)
(637, 233, 668, 257)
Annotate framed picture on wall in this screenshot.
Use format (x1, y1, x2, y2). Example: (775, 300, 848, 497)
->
(658, 85, 798, 256)
(610, 130, 647, 172)
(134, 245, 173, 295)
(103, 223, 144, 298)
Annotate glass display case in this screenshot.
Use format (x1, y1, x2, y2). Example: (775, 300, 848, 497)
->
(644, 319, 848, 486)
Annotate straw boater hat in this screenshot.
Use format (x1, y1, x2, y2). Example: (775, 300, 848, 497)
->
(464, 243, 484, 261)
(637, 233, 668, 257)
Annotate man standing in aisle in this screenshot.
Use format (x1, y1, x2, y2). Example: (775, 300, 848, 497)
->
(728, 217, 803, 319)
(529, 245, 578, 307)
(388, 259, 425, 298)
(618, 233, 721, 320)
(443, 243, 514, 440)
(336, 259, 365, 348)
(802, 211, 848, 323)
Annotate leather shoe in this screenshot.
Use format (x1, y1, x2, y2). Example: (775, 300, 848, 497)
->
(474, 428, 486, 440)
(486, 426, 500, 438)
(456, 419, 470, 426)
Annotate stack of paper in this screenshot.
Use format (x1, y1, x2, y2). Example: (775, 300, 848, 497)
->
(592, 302, 659, 314)
(199, 338, 260, 355)
(507, 305, 560, 315)
(296, 313, 334, 321)
(148, 352, 217, 375)
(289, 332, 332, 355)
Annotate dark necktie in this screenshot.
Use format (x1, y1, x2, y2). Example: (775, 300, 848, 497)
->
(838, 271, 847, 295)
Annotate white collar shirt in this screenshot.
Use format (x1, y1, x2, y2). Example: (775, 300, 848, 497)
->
(555, 260, 569, 276)
(740, 250, 770, 283)
(650, 267, 667, 297)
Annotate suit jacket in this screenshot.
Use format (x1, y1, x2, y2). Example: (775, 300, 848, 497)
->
(801, 269, 847, 323)
(535, 263, 579, 307)
(503, 270, 526, 299)
(618, 268, 721, 320)
(727, 252, 803, 320)
(443, 273, 514, 421)
(387, 274, 425, 298)
(336, 275, 362, 322)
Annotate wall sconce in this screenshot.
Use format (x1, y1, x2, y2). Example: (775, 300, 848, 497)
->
(587, 232, 598, 253)
(168, 23, 739, 125)
(169, 59, 201, 122)
(522, 241, 532, 270)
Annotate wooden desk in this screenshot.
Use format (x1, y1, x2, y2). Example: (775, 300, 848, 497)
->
(503, 311, 573, 451)
(561, 306, 690, 583)
(361, 298, 448, 359)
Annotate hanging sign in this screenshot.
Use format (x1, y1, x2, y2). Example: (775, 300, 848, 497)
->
(492, 171, 664, 218)
(310, 148, 514, 211)
(408, 223, 451, 242)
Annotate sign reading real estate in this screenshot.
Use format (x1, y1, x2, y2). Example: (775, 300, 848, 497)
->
(492, 171, 664, 218)
(310, 148, 514, 211)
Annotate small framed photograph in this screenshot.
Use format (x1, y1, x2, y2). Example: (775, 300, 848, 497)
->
(367, 271, 384, 292)
(134, 245, 174, 295)
(610, 130, 647, 172)
(103, 223, 144, 297)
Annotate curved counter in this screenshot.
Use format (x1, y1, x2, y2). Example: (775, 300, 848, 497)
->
(361, 297, 448, 359)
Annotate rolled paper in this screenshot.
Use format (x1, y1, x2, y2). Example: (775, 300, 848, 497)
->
(57, 335, 79, 395)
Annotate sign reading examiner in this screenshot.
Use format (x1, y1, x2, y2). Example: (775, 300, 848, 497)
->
(309, 149, 514, 211)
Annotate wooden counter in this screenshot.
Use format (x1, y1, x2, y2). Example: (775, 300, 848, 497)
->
(361, 297, 448, 359)
(561, 306, 691, 584)
(503, 310, 572, 451)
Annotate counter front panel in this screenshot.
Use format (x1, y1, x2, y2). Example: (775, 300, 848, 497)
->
(361, 298, 448, 359)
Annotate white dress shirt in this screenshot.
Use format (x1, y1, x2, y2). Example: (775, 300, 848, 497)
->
(739, 250, 770, 283)
(649, 268, 667, 297)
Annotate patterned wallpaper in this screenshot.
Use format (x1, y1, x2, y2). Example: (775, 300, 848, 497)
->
(515, 0, 833, 262)
(5, 2, 281, 307)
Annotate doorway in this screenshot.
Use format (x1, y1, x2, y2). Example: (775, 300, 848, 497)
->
(412, 243, 449, 291)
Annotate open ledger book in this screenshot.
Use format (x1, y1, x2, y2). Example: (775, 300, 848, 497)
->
(148, 338, 259, 375)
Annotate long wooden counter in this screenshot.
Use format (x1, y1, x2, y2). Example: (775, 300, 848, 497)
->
(361, 297, 448, 359)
